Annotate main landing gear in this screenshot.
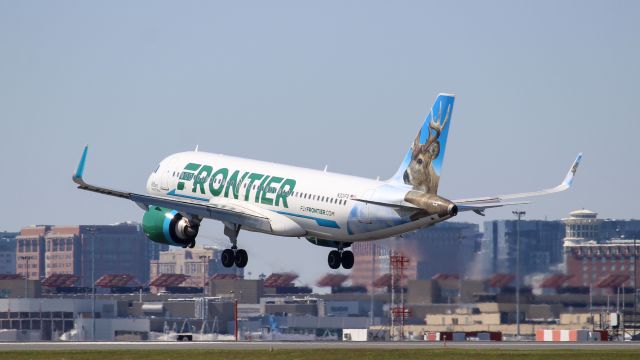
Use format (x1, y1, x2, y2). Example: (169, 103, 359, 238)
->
(328, 247, 354, 270)
(221, 223, 248, 268)
(182, 239, 196, 249)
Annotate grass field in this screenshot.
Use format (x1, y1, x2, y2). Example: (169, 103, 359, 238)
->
(0, 349, 637, 360)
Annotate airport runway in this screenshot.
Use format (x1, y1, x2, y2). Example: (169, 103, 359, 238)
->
(0, 341, 639, 351)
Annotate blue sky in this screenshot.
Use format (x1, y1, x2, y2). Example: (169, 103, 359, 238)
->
(1, 1, 638, 285)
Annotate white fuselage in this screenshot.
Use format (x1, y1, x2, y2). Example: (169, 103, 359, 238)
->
(146, 151, 452, 242)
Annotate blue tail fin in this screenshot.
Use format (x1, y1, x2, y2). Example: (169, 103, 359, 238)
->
(389, 93, 455, 194)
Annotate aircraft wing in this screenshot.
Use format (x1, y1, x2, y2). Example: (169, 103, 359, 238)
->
(71, 146, 273, 233)
(452, 153, 582, 215)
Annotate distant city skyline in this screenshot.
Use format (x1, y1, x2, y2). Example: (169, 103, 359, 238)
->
(1, 1, 638, 284)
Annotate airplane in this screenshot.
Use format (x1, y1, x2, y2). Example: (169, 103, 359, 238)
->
(72, 93, 582, 270)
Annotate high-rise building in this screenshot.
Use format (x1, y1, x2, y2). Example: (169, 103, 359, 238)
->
(16, 223, 165, 285)
(600, 219, 640, 242)
(350, 241, 392, 292)
(0, 232, 17, 274)
(561, 209, 640, 244)
(562, 210, 639, 288)
(79, 223, 165, 286)
(350, 222, 481, 290)
(564, 240, 638, 288)
(562, 209, 602, 246)
(480, 219, 565, 280)
(16, 226, 50, 280)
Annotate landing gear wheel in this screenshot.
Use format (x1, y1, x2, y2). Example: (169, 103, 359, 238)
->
(187, 240, 196, 248)
(234, 249, 249, 268)
(341, 250, 354, 269)
(328, 250, 341, 269)
(221, 249, 235, 268)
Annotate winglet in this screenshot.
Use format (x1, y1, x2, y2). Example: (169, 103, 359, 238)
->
(73, 145, 89, 184)
(561, 153, 582, 188)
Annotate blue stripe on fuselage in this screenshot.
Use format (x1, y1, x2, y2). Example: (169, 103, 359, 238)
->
(167, 189, 340, 229)
(167, 189, 209, 202)
(276, 211, 340, 229)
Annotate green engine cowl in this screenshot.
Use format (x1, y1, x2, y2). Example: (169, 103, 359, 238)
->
(142, 206, 199, 247)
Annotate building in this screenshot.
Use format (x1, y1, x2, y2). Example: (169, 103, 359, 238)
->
(562, 209, 602, 246)
(562, 210, 640, 289)
(16, 223, 163, 286)
(479, 219, 565, 280)
(43, 226, 80, 280)
(600, 219, 640, 242)
(409, 222, 481, 279)
(350, 222, 481, 290)
(0, 277, 41, 298)
(16, 226, 49, 280)
(210, 279, 263, 304)
(565, 240, 639, 288)
(150, 247, 242, 288)
(0, 232, 17, 274)
(561, 209, 640, 244)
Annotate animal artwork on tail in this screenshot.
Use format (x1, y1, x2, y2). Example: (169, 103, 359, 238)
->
(388, 94, 455, 211)
(403, 102, 452, 194)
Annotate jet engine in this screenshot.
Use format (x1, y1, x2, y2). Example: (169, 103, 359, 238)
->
(142, 206, 199, 247)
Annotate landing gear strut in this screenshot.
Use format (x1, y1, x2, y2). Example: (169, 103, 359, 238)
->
(221, 223, 249, 268)
(327, 244, 354, 270)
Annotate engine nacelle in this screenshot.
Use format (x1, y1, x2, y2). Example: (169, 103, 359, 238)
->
(142, 206, 199, 246)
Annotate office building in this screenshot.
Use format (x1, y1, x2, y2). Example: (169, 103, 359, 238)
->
(350, 222, 481, 290)
(16, 223, 163, 286)
(480, 219, 565, 280)
(0, 232, 17, 274)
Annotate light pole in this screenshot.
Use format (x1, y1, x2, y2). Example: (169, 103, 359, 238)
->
(19, 256, 32, 298)
(85, 226, 96, 341)
(199, 255, 209, 296)
(634, 237, 637, 339)
(230, 291, 239, 341)
(513, 210, 526, 340)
